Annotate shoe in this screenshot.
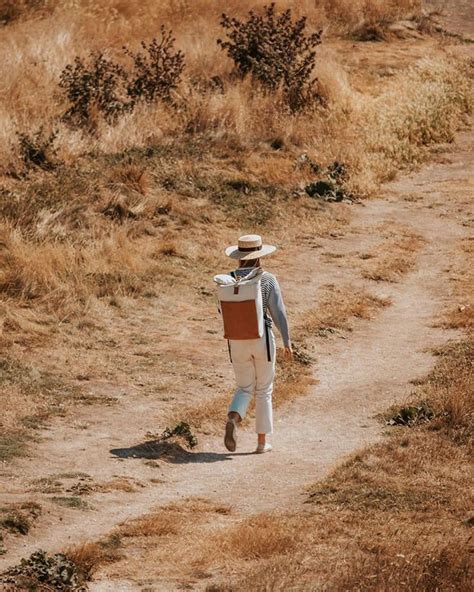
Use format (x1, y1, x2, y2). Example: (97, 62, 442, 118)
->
(255, 443, 272, 454)
(224, 420, 237, 452)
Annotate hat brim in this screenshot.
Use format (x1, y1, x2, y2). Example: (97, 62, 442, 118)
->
(225, 244, 277, 260)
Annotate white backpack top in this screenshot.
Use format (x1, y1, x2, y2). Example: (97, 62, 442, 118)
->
(214, 268, 264, 340)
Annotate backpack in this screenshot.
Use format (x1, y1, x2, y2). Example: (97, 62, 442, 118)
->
(213, 267, 264, 340)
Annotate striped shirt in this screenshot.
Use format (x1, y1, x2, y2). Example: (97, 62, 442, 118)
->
(233, 268, 291, 347)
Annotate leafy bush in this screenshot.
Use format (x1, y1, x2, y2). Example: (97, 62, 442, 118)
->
(59, 53, 131, 128)
(161, 421, 198, 449)
(59, 28, 184, 130)
(125, 26, 185, 104)
(217, 3, 322, 111)
(386, 401, 436, 426)
(0, 550, 88, 591)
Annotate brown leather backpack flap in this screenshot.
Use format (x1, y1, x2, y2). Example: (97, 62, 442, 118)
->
(221, 300, 260, 340)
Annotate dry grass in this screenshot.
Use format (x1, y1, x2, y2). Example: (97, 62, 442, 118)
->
(360, 224, 423, 282)
(418, 339, 473, 447)
(208, 513, 296, 562)
(217, 519, 472, 592)
(322, 0, 421, 31)
(0, 502, 41, 537)
(298, 285, 391, 338)
(65, 538, 123, 582)
(0, 355, 81, 460)
(98, 477, 141, 494)
(441, 237, 474, 330)
(213, 336, 473, 591)
(64, 497, 233, 582)
(119, 497, 230, 539)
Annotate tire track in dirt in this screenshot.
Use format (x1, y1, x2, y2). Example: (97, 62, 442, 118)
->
(0, 122, 472, 572)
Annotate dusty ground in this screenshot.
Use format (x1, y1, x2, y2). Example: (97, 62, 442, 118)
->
(0, 2, 473, 590)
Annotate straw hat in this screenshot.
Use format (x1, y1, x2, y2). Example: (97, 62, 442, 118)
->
(225, 234, 276, 261)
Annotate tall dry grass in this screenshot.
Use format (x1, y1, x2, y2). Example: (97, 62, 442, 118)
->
(354, 57, 473, 191)
(0, 223, 177, 316)
(0, 0, 465, 187)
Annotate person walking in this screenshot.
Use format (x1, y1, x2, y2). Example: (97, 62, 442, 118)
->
(218, 234, 292, 454)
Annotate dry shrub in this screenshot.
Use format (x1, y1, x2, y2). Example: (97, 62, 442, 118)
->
(59, 28, 184, 130)
(217, 3, 322, 112)
(0, 0, 468, 191)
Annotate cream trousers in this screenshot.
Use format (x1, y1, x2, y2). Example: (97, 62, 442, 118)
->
(228, 330, 276, 434)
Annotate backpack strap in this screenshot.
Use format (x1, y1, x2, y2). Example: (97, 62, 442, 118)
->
(264, 323, 271, 362)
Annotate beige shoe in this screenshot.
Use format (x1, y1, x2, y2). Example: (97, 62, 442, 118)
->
(256, 443, 272, 454)
(224, 420, 237, 452)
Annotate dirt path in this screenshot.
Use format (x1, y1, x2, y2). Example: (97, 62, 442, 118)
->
(0, 118, 472, 576)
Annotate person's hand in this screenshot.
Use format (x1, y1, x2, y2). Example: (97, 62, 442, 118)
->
(284, 346, 293, 361)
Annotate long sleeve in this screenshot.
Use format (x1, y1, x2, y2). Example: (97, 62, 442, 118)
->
(267, 278, 291, 347)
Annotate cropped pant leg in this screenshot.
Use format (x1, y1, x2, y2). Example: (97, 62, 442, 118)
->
(228, 330, 276, 434)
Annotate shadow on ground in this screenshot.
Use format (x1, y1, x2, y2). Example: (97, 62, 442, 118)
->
(110, 440, 254, 463)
